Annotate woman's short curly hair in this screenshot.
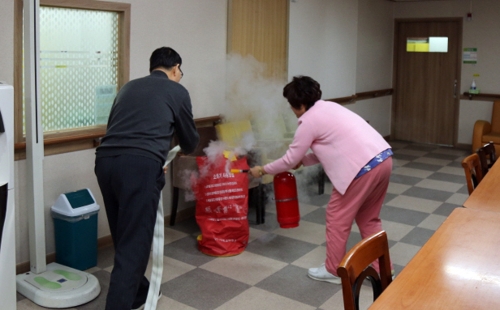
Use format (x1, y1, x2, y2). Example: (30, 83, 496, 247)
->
(282, 76, 322, 111)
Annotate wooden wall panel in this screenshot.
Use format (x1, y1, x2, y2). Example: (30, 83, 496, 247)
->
(228, 0, 288, 81)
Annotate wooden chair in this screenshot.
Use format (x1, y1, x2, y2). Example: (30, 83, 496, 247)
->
(461, 153, 483, 195)
(337, 231, 392, 310)
(477, 142, 497, 177)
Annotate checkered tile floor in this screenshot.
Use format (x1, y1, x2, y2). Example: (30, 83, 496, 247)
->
(16, 141, 470, 310)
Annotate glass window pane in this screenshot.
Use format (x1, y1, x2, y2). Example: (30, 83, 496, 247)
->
(36, 7, 118, 133)
(407, 37, 448, 53)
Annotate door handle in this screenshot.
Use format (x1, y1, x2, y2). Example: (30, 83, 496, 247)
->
(453, 79, 457, 98)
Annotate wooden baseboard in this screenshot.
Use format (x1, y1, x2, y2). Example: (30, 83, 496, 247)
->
(16, 207, 196, 275)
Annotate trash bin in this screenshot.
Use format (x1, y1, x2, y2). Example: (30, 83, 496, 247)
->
(51, 188, 100, 271)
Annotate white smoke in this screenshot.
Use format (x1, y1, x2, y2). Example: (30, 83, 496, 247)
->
(182, 53, 328, 203)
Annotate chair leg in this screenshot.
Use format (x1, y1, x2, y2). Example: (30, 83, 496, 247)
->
(318, 169, 325, 195)
(258, 184, 266, 224)
(169, 186, 179, 226)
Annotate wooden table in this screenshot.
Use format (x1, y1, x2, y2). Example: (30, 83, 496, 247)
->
(463, 159, 500, 211)
(370, 208, 500, 309)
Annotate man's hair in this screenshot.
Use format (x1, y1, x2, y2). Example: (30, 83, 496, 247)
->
(149, 47, 182, 73)
(283, 76, 322, 111)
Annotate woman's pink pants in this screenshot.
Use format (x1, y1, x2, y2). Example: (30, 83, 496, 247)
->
(325, 157, 393, 275)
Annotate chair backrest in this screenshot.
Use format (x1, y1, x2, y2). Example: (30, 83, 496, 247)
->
(491, 100, 500, 133)
(477, 142, 497, 176)
(337, 231, 392, 310)
(461, 153, 483, 195)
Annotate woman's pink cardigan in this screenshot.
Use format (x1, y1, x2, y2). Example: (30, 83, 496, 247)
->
(264, 100, 391, 195)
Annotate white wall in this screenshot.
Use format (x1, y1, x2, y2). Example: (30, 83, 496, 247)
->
(351, 0, 394, 136)
(394, 0, 500, 145)
(288, 0, 359, 99)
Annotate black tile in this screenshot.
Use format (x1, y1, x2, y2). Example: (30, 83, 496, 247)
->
(301, 207, 326, 225)
(301, 193, 330, 207)
(245, 233, 318, 263)
(457, 185, 469, 194)
(163, 235, 216, 267)
(390, 174, 423, 186)
(384, 193, 398, 204)
(169, 216, 201, 235)
(403, 144, 436, 152)
(249, 211, 281, 232)
(392, 154, 419, 162)
(392, 263, 405, 278)
(380, 205, 429, 226)
(427, 172, 466, 184)
(255, 265, 341, 308)
(447, 161, 464, 168)
(401, 187, 454, 202)
(433, 203, 463, 216)
(399, 227, 435, 247)
(402, 162, 442, 172)
(346, 231, 362, 251)
(423, 152, 461, 161)
(96, 244, 115, 269)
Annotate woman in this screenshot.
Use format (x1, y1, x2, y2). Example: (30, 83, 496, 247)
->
(250, 76, 393, 284)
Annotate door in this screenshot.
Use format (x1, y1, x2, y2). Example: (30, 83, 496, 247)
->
(392, 19, 462, 146)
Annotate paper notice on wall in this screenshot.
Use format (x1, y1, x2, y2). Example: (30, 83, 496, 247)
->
(463, 48, 477, 64)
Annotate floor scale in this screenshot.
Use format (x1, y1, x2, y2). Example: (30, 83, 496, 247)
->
(15, 1, 100, 307)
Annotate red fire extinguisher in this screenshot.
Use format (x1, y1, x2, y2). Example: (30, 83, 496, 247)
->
(273, 172, 300, 228)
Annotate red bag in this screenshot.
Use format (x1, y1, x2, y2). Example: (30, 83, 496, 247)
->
(194, 155, 249, 256)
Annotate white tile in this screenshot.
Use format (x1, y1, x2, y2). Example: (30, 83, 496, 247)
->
(437, 166, 465, 176)
(414, 179, 463, 193)
(386, 195, 442, 213)
(417, 214, 447, 230)
(273, 220, 326, 245)
(157, 296, 197, 310)
(249, 227, 269, 243)
(389, 242, 421, 266)
(216, 287, 316, 310)
(392, 158, 410, 167)
(200, 251, 287, 286)
(446, 193, 469, 205)
(387, 182, 412, 195)
(291, 245, 327, 269)
(380, 220, 415, 242)
(298, 203, 322, 217)
(392, 167, 434, 179)
(164, 227, 189, 245)
(144, 255, 196, 283)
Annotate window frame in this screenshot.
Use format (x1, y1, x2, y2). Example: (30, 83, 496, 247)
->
(14, 0, 130, 158)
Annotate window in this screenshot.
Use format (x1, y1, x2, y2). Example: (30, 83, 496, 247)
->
(14, 0, 130, 157)
(406, 37, 448, 53)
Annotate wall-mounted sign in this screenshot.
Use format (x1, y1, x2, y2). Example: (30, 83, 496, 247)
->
(463, 48, 477, 64)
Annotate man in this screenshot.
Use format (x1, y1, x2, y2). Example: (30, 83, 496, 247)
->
(95, 47, 199, 309)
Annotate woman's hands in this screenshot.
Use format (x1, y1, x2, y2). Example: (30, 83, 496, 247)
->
(250, 162, 302, 178)
(249, 166, 264, 178)
(293, 161, 303, 170)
